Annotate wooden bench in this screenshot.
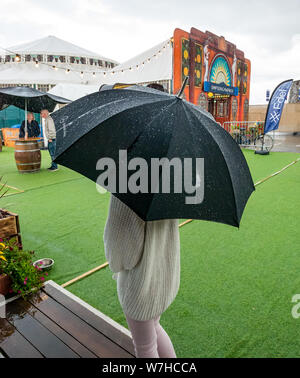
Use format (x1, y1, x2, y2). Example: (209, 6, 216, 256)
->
(0, 280, 135, 358)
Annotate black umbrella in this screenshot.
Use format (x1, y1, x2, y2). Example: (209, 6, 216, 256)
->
(0, 86, 70, 137)
(52, 83, 255, 227)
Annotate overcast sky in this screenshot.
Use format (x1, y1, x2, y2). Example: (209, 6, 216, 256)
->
(1, 0, 299, 104)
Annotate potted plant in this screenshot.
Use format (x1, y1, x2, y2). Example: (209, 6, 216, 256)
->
(0, 238, 46, 298)
(0, 177, 22, 248)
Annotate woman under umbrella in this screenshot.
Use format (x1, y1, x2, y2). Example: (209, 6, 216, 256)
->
(19, 112, 40, 138)
(52, 79, 255, 358)
(103, 83, 178, 358)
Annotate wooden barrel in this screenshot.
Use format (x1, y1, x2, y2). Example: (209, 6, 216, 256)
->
(14, 139, 41, 173)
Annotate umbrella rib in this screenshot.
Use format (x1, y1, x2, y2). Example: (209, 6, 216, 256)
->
(144, 100, 181, 218)
(182, 103, 239, 226)
(54, 96, 174, 161)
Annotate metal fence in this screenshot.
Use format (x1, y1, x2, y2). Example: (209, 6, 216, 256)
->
(222, 121, 275, 152)
(222, 121, 264, 146)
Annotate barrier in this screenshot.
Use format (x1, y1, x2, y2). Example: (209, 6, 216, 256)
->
(222, 121, 265, 147)
(1, 128, 20, 147)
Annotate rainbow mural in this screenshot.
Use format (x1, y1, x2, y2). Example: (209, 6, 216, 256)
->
(209, 56, 232, 87)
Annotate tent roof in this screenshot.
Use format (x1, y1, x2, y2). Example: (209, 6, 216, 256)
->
(0, 63, 100, 85)
(100, 39, 172, 86)
(7, 35, 118, 63)
(48, 83, 99, 101)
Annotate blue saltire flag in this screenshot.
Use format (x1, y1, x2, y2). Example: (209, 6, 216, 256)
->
(264, 79, 293, 134)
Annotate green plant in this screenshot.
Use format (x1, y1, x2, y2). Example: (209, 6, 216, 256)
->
(0, 176, 8, 199)
(0, 176, 9, 219)
(0, 238, 46, 298)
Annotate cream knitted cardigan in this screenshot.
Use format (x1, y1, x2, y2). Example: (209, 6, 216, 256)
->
(103, 194, 180, 321)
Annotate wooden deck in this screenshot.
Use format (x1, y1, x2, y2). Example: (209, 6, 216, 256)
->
(0, 280, 135, 358)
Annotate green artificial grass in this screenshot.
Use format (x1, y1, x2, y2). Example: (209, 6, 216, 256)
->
(1, 146, 300, 357)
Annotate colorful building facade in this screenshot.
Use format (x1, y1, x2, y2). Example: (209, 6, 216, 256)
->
(173, 27, 251, 124)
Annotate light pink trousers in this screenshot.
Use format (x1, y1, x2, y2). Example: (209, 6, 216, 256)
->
(125, 313, 177, 358)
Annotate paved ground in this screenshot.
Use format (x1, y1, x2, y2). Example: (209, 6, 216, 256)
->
(272, 132, 300, 153)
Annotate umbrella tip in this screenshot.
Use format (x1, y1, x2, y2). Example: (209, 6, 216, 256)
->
(176, 76, 189, 99)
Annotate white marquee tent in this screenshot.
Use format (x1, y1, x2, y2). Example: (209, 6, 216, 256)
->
(99, 39, 173, 92)
(48, 83, 99, 101)
(0, 36, 118, 89)
(47, 38, 173, 101)
(8, 35, 117, 62)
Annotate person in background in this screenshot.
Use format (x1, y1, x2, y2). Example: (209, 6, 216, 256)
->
(40, 109, 58, 171)
(19, 112, 40, 138)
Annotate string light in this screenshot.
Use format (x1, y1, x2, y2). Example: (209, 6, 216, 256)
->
(0, 38, 171, 77)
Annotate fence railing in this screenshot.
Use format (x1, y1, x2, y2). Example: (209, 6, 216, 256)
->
(222, 121, 265, 148)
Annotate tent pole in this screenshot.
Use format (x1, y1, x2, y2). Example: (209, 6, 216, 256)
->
(25, 98, 28, 139)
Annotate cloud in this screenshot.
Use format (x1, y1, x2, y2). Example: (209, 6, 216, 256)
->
(1, 0, 299, 104)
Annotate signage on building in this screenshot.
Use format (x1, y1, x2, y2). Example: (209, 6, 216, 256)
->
(203, 81, 238, 96)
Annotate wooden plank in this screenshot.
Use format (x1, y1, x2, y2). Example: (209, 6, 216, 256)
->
(0, 213, 18, 239)
(29, 291, 133, 358)
(6, 299, 80, 358)
(17, 297, 97, 358)
(0, 318, 43, 358)
(0, 350, 6, 358)
(43, 283, 135, 356)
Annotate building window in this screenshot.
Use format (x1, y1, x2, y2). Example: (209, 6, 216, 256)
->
(197, 93, 208, 111)
(80, 57, 86, 64)
(231, 97, 238, 121)
(59, 56, 66, 63)
(37, 84, 51, 92)
(5, 55, 11, 62)
(218, 102, 224, 117)
(25, 54, 31, 62)
(243, 99, 249, 121)
(47, 55, 53, 62)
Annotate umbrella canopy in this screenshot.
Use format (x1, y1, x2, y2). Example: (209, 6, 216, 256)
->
(0, 86, 70, 112)
(52, 85, 255, 227)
